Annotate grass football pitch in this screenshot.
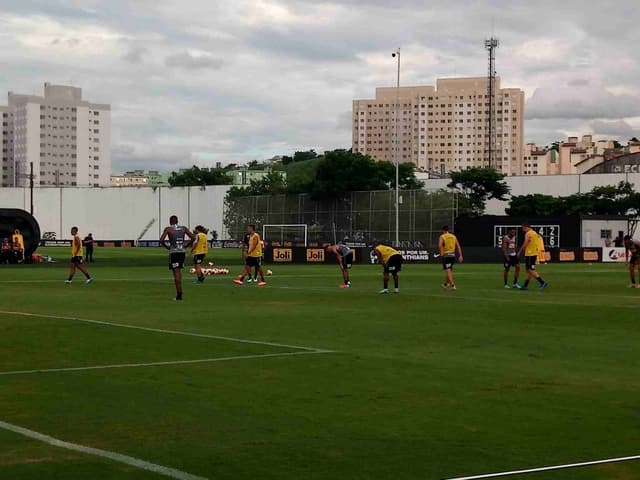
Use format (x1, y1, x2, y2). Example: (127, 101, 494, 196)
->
(1, 247, 639, 480)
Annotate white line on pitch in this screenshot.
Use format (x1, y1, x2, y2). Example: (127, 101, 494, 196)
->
(444, 454, 640, 479)
(0, 310, 331, 353)
(0, 351, 333, 377)
(0, 419, 208, 480)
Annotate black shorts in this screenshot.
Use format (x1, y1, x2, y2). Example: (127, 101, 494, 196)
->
(246, 256, 262, 267)
(340, 252, 354, 270)
(169, 252, 186, 270)
(384, 254, 403, 273)
(442, 255, 456, 270)
(504, 256, 519, 269)
(525, 256, 537, 271)
(71, 256, 83, 265)
(193, 254, 206, 265)
(630, 254, 639, 265)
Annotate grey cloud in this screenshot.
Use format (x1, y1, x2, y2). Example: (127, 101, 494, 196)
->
(165, 51, 224, 70)
(526, 86, 640, 120)
(122, 46, 147, 63)
(567, 79, 590, 87)
(244, 27, 359, 62)
(4, 0, 640, 171)
(590, 120, 639, 139)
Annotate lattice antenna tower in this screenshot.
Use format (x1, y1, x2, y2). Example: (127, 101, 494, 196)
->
(485, 37, 499, 169)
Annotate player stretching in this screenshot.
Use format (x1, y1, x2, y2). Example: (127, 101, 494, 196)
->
(192, 225, 209, 284)
(326, 243, 353, 288)
(65, 227, 92, 284)
(373, 242, 402, 294)
(502, 228, 521, 289)
(160, 216, 195, 301)
(439, 225, 463, 290)
(623, 235, 640, 288)
(233, 225, 266, 286)
(517, 224, 548, 291)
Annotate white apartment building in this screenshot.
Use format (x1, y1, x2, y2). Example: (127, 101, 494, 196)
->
(353, 77, 525, 175)
(1, 83, 110, 187)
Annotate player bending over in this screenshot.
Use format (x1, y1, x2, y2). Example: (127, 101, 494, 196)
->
(623, 235, 640, 288)
(373, 241, 403, 294)
(326, 243, 353, 288)
(439, 225, 463, 290)
(65, 226, 93, 284)
(234, 225, 267, 286)
(517, 223, 548, 291)
(192, 225, 209, 284)
(502, 227, 521, 289)
(160, 216, 195, 301)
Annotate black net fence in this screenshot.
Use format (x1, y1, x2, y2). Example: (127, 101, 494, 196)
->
(223, 189, 459, 247)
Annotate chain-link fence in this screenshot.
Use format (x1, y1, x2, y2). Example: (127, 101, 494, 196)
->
(223, 189, 459, 247)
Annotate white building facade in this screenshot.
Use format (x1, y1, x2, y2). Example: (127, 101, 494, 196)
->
(1, 83, 110, 188)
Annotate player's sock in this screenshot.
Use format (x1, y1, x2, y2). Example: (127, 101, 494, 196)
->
(394, 278, 399, 289)
(523, 280, 530, 288)
(176, 292, 182, 300)
(536, 277, 545, 285)
(631, 274, 636, 285)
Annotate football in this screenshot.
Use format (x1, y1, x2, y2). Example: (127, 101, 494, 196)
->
(266, 269, 273, 276)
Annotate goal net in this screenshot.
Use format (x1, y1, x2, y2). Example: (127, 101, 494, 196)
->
(263, 224, 308, 246)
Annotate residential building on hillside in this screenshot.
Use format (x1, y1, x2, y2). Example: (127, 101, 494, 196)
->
(110, 170, 170, 187)
(110, 173, 150, 187)
(522, 143, 556, 176)
(225, 166, 286, 186)
(558, 135, 614, 175)
(1, 83, 110, 187)
(521, 136, 640, 175)
(353, 77, 525, 176)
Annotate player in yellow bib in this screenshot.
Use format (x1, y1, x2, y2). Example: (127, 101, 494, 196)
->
(373, 242, 403, 294)
(11, 229, 25, 263)
(65, 226, 92, 284)
(438, 225, 463, 290)
(191, 225, 209, 284)
(517, 224, 548, 291)
(234, 224, 267, 286)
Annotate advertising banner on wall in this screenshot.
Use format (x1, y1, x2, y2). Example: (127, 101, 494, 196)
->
(602, 247, 627, 263)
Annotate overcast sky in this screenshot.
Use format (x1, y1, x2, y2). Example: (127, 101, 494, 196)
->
(1, 0, 639, 172)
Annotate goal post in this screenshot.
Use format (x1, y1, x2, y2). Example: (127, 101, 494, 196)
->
(263, 224, 308, 246)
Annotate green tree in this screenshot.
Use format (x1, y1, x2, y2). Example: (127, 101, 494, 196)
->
(312, 150, 385, 198)
(546, 141, 561, 152)
(447, 167, 510, 215)
(168, 166, 232, 187)
(507, 182, 640, 218)
(227, 171, 287, 198)
(376, 162, 425, 190)
(282, 150, 318, 165)
(278, 158, 322, 194)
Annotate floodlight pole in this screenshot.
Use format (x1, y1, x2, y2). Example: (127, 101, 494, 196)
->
(393, 47, 401, 246)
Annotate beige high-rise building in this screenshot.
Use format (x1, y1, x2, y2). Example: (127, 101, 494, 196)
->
(352, 77, 525, 175)
(1, 83, 110, 187)
(1, 106, 12, 186)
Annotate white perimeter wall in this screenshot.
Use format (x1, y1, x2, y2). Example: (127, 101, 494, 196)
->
(2, 172, 639, 240)
(0, 186, 230, 240)
(423, 172, 640, 215)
